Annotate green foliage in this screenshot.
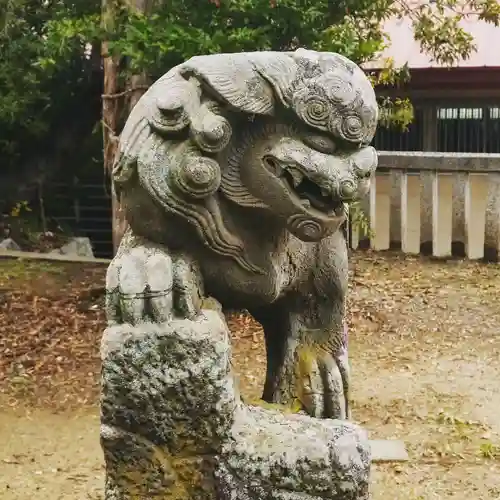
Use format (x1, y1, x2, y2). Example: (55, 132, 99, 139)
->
(0, 0, 101, 176)
(403, 0, 500, 66)
(38, 0, 389, 79)
(479, 441, 500, 459)
(368, 58, 414, 130)
(1, 0, 500, 185)
(9, 200, 31, 217)
(350, 201, 373, 239)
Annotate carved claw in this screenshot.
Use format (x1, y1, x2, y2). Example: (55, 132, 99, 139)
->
(106, 234, 204, 325)
(172, 254, 204, 320)
(295, 344, 349, 420)
(106, 245, 174, 325)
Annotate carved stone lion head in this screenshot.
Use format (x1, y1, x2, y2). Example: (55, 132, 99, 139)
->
(114, 49, 378, 271)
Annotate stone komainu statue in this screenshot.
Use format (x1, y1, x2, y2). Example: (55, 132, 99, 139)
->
(107, 49, 378, 421)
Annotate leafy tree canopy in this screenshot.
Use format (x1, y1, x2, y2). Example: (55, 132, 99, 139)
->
(1, 0, 499, 175)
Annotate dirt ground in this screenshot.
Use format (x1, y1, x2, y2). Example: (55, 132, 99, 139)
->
(1, 252, 500, 499)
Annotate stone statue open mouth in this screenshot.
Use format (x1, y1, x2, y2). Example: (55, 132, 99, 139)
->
(264, 156, 346, 218)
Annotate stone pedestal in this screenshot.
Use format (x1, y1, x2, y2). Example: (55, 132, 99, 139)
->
(100, 309, 371, 499)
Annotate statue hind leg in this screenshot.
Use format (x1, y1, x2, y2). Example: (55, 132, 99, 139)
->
(251, 299, 349, 420)
(249, 236, 350, 420)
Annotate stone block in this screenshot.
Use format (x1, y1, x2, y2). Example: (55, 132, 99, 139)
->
(51, 236, 94, 258)
(100, 310, 371, 499)
(0, 238, 21, 251)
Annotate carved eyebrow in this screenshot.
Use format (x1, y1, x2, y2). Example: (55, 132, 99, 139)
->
(301, 132, 337, 152)
(335, 135, 365, 150)
(300, 124, 364, 153)
(301, 124, 335, 139)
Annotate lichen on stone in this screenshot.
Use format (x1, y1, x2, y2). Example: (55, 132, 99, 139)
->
(101, 314, 370, 499)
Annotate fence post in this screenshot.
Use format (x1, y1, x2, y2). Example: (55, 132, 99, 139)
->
(432, 172, 453, 258)
(400, 172, 421, 254)
(465, 173, 489, 260)
(370, 172, 391, 251)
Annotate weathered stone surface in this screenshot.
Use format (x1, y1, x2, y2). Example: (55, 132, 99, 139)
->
(101, 310, 371, 500)
(50, 236, 94, 258)
(219, 406, 370, 499)
(371, 152, 500, 250)
(108, 49, 379, 422)
(101, 312, 234, 499)
(0, 238, 21, 251)
(101, 49, 378, 499)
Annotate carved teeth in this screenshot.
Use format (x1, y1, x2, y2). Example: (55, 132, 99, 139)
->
(288, 169, 304, 187)
(301, 198, 311, 208)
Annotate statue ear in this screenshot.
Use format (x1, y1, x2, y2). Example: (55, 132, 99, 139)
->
(179, 52, 298, 115)
(248, 52, 299, 107)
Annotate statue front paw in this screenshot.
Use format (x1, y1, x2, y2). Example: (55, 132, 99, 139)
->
(295, 343, 350, 420)
(106, 236, 204, 325)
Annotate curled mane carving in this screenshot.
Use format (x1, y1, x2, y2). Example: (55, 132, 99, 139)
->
(113, 50, 378, 272)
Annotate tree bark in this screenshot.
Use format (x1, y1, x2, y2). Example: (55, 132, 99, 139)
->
(102, 47, 126, 254)
(101, 0, 152, 254)
(102, 0, 123, 253)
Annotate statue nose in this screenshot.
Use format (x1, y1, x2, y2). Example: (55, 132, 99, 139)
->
(351, 146, 377, 179)
(354, 164, 373, 179)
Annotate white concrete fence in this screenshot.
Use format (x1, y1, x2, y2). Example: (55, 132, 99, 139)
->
(350, 152, 500, 260)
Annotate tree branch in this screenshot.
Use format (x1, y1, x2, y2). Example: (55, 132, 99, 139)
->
(102, 85, 150, 100)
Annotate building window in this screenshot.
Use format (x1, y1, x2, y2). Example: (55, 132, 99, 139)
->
(373, 104, 500, 153)
(436, 105, 500, 153)
(437, 106, 484, 153)
(487, 107, 500, 153)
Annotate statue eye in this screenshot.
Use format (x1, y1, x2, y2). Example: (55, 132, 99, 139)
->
(302, 134, 337, 154)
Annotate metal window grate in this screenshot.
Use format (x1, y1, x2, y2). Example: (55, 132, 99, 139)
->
(437, 106, 485, 153)
(438, 107, 483, 120)
(487, 106, 500, 153)
(375, 104, 500, 153)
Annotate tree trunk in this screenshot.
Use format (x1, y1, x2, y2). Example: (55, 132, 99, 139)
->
(101, 0, 152, 254)
(101, 0, 123, 254)
(102, 47, 126, 254)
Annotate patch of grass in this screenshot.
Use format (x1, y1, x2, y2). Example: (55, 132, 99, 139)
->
(436, 409, 487, 436)
(0, 258, 65, 278)
(3, 374, 36, 400)
(415, 410, 492, 462)
(0, 258, 67, 288)
(479, 441, 500, 459)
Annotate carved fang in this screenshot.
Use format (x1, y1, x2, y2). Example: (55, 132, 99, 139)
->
(288, 168, 304, 187)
